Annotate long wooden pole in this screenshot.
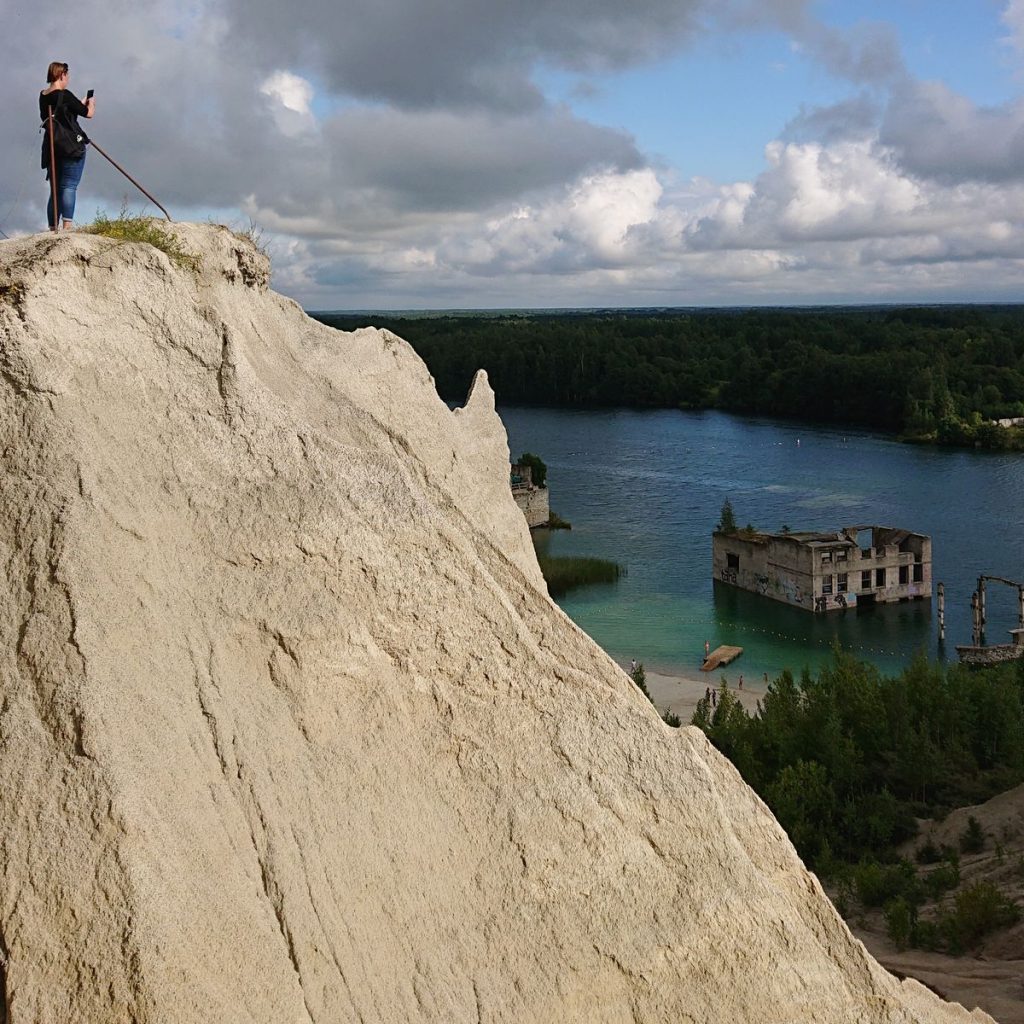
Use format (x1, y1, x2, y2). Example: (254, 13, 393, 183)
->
(47, 107, 58, 232)
(86, 139, 172, 221)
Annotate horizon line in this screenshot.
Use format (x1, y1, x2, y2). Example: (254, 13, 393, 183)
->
(308, 300, 1024, 315)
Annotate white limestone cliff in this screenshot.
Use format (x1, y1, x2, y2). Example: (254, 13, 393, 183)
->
(0, 224, 994, 1023)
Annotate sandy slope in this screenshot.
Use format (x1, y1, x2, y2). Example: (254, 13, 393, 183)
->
(0, 223, 995, 1022)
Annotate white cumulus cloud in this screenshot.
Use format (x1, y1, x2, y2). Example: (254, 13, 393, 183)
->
(260, 70, 316, 136)
(1, 0, 1023, 308)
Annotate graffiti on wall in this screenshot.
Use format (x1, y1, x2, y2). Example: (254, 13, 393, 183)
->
(812, 592, 856, 613)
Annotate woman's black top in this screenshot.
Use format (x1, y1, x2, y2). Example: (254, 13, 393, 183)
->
(39, 89, 89, 168)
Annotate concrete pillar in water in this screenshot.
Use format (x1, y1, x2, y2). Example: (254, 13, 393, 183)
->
(1019, 586, 1024, 630)
(978, 575, 987, 642)
(971, 591, 981, 646)
(937, 582, 945, 643)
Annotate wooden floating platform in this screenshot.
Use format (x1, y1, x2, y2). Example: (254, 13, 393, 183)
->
(701, 645, 743, 672)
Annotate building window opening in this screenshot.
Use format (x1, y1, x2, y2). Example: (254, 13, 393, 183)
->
(913, 563, 923, 583)
(876, 567, 886, 587)
(899, 564, 909, 585)
(837, 573, 848, 593)
(727, 553, 740, 570)
(861, 570, 872, 590)
(821, 551, 833, 564)
(822, 575, 833, 595)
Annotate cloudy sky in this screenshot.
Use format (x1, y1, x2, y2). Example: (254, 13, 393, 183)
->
(3, 0, 1024, 308)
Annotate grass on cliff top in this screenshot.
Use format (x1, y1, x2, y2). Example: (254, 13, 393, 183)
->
(230, 218, 270, 258)
(83, 210, 201, 272)
(537, 554, 624, 597)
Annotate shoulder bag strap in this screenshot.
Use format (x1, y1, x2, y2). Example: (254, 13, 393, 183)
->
(40, 90, 65, 129)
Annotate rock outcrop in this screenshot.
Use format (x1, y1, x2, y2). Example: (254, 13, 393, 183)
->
(0, 224, 994, 1022)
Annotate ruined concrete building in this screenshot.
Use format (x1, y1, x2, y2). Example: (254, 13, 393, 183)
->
(510, 462, 550, 528)
(712, 525, 932, 613)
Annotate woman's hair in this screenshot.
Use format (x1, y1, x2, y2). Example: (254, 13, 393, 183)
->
(46, 62, 69, 84)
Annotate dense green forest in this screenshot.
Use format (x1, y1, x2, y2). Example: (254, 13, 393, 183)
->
(687, 652, 1024, 951)
(313, 307, 1024, 449)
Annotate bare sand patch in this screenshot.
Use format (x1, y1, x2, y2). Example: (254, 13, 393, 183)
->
(621, 659, 774, 721)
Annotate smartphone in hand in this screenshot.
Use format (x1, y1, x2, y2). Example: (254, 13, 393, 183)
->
(86, 89, 94, 99)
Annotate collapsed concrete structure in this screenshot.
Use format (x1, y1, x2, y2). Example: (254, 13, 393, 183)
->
(713, 525, 932, 613)
(0, 224, 983, 1022)
(510, 461, 550, 527)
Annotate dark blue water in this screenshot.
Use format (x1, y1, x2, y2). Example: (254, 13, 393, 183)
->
(501, 407, 1024, 679)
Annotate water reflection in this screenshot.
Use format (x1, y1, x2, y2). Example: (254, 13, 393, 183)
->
(711, 582, 934, 677)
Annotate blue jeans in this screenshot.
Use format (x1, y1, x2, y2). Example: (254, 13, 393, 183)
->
(47, 152, 86, 227)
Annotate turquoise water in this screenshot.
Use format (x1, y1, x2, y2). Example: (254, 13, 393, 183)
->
(500, 407, 1024, 680)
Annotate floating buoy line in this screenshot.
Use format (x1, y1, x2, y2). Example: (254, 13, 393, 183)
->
(675, 616, 928, 661)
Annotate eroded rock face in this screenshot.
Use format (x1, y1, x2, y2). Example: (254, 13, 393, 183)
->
(0, 224, 993, 1023)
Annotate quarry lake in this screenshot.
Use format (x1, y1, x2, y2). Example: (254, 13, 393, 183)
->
(499, 406, 1024, 681)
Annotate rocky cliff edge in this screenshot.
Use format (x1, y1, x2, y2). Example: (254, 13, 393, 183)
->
(0, 224, 994, 1023)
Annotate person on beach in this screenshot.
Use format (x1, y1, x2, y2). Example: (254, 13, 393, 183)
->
(39, 61, 95, 230)
(738, 674, 743, 690)
(703, 639, 710, 661)
(630, 658, 637, 675)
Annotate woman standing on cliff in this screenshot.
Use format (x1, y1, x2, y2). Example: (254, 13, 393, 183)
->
(39, 61, 95, 230)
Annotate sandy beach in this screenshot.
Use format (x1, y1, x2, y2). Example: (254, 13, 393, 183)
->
(618, 658, 774, 722)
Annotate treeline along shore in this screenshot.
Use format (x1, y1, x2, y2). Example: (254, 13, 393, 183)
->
(313, 306, 1024, 450)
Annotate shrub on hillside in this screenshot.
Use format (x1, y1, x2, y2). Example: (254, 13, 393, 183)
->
(941, 881, 1020, 953)
(959, 815, 985, 854)
(922, 853, 960, 900)
(914, 838, 943, 864)
(885, 897, 915, 950)
(630, 662, 650, 701)
(853, 858, 921, 909)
